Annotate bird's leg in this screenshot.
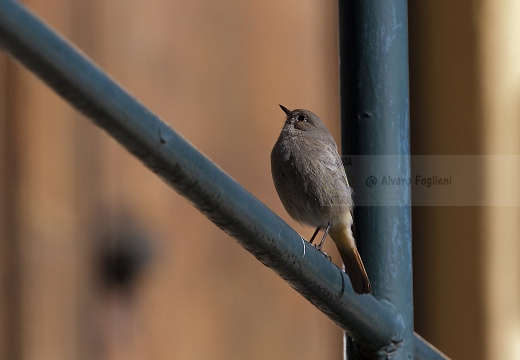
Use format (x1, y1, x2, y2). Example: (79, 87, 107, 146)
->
(315, 223, 331, 251)
(315, 223, 331, 261)
(309, 227, 321, 244)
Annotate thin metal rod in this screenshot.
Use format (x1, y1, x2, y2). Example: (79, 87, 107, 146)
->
(414, 333, 449, 360)
(0, 0, 447, 357)
(339, 0, 416, 358)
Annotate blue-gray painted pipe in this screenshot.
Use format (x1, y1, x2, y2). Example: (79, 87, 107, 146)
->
(339, 0, 414, 358)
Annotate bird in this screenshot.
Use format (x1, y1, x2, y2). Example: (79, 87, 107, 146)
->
(270, 104, 371, 294)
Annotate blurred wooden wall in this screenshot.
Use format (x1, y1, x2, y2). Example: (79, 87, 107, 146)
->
(409, 1, 486, 359)
(0, 1, 342, 359)
(2, 1, 518, 360)
(480, 1, 520, 359)
(410, 1, 520, 359)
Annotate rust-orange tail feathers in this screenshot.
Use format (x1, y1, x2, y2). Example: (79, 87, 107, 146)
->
(330, 226, 371, 294)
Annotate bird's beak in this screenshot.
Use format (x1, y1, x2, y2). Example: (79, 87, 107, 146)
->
(279, 104, 291, 116)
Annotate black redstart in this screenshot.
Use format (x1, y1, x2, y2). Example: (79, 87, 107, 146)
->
(271, 105, 371, 294)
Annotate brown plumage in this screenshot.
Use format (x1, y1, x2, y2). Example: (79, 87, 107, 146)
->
(271, 105, 371, 294)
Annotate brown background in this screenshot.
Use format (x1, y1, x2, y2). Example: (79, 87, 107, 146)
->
(1, 1, 519, 359)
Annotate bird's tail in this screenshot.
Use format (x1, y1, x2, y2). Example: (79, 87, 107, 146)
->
(330, 222, 371, 294)
(338, 244, 371, 294)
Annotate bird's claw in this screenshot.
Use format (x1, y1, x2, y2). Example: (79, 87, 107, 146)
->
(314, 245, 331, 261)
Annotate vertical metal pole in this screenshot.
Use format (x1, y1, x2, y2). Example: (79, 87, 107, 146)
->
(339, 1, 413, 359)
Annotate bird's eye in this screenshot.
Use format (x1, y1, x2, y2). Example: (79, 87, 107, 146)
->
(296, 115, 307, 122)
